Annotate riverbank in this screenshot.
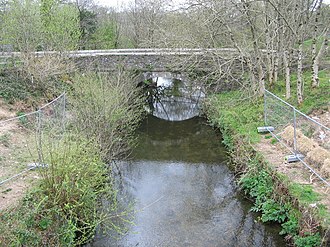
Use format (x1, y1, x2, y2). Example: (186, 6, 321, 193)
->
(205, 70, 329, 247)
(0, 71, 144, 246)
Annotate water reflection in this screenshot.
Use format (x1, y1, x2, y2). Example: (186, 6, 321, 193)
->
(149, 75, 205, 121)
(91, 116, 285, 247)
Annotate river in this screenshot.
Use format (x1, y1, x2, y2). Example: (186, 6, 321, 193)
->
(90, 76, 286, 247)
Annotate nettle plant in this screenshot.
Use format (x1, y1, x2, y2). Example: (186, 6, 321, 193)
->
(239, 162, 291, 223)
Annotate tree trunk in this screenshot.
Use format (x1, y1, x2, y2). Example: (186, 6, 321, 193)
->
(267, 49, 274, 87)
(273, 53, 278, 84)
(297, 43, 303, 104)
(312, 35, 328, 88)
(258, 57, 265, 96)
(273, 0, 282, 85)
(311, 41, 319, 88)
(311, 0, 323, 88)
(265, 1, 273, 87)
(245, 56, 258, 93)
(283, 50, 291, 99)
(242, 1, 264, 96)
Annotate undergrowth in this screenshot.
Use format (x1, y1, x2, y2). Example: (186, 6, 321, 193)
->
(271, 70, 330, 113)
(0, 69, 143, 245)
(0, 66, 71, 106)
(205, 69, 329, 247)
(0, 136, 125, 246)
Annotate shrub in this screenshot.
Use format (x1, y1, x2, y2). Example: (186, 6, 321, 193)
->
(39, 135, 117, 244)
(69, 70, 144, 162)
(280, 214, 299, 236)
(0, 135, 124, 246)
(294, 232, 322, 247)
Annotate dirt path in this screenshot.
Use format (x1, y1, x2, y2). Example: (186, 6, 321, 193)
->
(254, 110, 330, 216)
(0, 101, 39, 211)
(255, 138, 330, 209)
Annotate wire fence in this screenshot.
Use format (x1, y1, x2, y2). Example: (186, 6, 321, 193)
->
(0, 93, 66, 186)
(264, 89, 330, 187)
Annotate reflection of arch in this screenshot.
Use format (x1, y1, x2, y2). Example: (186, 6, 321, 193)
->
(141, 71, 190, 85)
(140, 72, 205, 121)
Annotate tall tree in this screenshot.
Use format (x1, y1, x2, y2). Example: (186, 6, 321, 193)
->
(41, 0, 81, 51)
(1, 0, 80, 51)
(1, 0, 43, 52)
(89, 6, 120, 49)
(127, 0, 170, 47)
(75, 0, 97, 49)
(311, 0, 329, 88)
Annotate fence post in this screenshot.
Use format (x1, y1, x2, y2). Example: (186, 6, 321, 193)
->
(264, 90, 267, 126)
(293, 107, 298, 155)
(62, 93, 66, 133)
(36, 109, 43, 163)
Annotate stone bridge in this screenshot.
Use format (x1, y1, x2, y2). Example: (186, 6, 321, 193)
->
(0, 48, 269, 87)
(70, 48, 243, 72)
(0, 48, 246, 72)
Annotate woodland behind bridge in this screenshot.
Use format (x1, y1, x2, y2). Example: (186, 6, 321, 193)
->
(0, 0, 329, 103)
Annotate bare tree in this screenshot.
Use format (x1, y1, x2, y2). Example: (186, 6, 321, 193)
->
(311, 0, 329, 88)
(114, 0, 328, 100)
(126, 0, 170, 47)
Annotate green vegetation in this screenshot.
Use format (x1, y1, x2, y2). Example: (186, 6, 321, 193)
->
(302, 37, 327, 54)
(294, 233, 322, 247)
(0, 69, 37, 103)
(0, 136, 121, 246)
(0, 66, 69, 105)
(69, 71, 144, 162)
(241, 167, 290, 223)
(0, 0, 80, 52)
(205, 70, 329, 246)
(0, 133, 10, 147)
(271, 70, 330, 113)
(289, 184, 320, 205)
(270, 138, 278, 145)
(280, 213, 299, 236)
(0, 69, 143, 246)
(206, 70, 329, 146)
(89, 20, 118, 49)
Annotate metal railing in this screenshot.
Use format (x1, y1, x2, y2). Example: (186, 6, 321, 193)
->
(263, 89, 330, 187)
(0, 93, 66, 185)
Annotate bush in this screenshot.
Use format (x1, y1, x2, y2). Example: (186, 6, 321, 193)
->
(0, 135, 124, 246)
(69, 70, 144, 161)
(280, 214, 299, 236)
(240, 161, 290, 224)
(40, 135, 119, 244)
(294, 232, 322, 247)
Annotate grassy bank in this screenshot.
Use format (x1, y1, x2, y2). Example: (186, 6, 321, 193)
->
(0, 136, 118, 246)
(205, 70, 329, 247)
(0, 70, 143, 246)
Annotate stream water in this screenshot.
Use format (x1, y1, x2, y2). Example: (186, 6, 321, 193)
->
(91, 75, 286, 247)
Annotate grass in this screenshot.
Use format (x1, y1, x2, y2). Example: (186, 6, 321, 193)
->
(205, 69, 329, 247)
(207, 69, 329, 146)
(0, 69, 144, 246)
(302, 37, 327, 54)
(206, 90, 264, 145)
(289, 183, 320, 204)
(0, 133, 11, 147)
(270, 138, 278, 145)
(0, 135, 125, 246)
(271, 70, 330, 113)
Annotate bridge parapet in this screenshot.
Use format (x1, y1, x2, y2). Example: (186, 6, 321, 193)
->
(0, 48, 271, 72)
(70, 48, 245, 72)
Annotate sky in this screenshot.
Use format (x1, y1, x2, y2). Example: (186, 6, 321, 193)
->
(96, 0, 188, 8)
(98, 0, 330, 8)
(96, 0, 131, 8)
